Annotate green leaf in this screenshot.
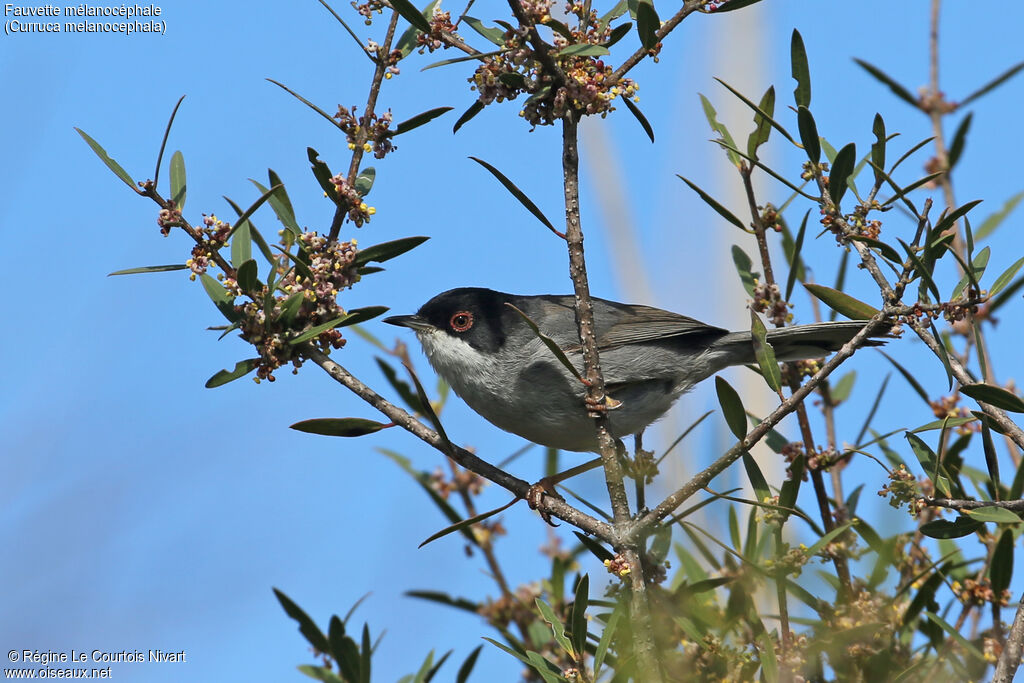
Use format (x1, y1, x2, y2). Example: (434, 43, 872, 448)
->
(711, 0, 765, 11)
(290, 417, 389, 437)
(378, 449, 475, 545)
(758, 630, 779, 683)
(828, 142, 856, 207)
(592, 604, 620, 679)
(469, 157, 561, 237)
(830, 370, 856, 404)
(896, 238, 942, 304)
(170, 150, 186, 208)
(354, 236, 430, 266)
(960, 60, 1024, 106)
(749, 310, 781, 393)
(455, 646, 483, 683)
(636, 0, 659, 50)
(699, 94, 740, 167)
(354, 167, 376, 197)
(714, 78, 794, 148)
(204, 358, 260, 388)
(803, 283, 879, 320)
(394, 106, 454, 135)
(253, 172, 301, 236)
(715, 376, 747, 441)
(405, 590, 479, 615)
(870, 113, 886, 187)
(462, 15, 504, 45)
(784, 210, 809, 302)
(273, 588, 331, 654)
(678, 175, 746, 231)
(231, 223, 253, 272)
(605, 21, 632, 48)
(731, 245, 758, 298)
(390, 0, 432, 33)
(418, 498, 516, 548)
(853, 59, 919, 108)
(923, 611, 987, 662)
(906, 431, 951, 497)
(964, 506, 1021, 524)
(976, 190, 1024, 241)
(569, 574, 589, 659)
(803, 520, 856, 558)
(947, 112, 972, 170)
(535, 599, 574, 657)
(960, 383, 1024, 412)
(108, 264, 188, 276)
(76, 127, 138, 191)
(573, 531, 614, 562)
(790, 29, 811, 107)
(933, 199, 983, 237)
(622, 96, 655, 143)
(991, 529, 1015, 595)
(152, 95, 185, 191)
(359, 623, 371, 683)
(951, 245, 989, 300)
(797, 106, 820, 163)
(288, 317, 350, 345)
(742, 451, 771, 505)
(375, 358, 427, 415)
(746, 86, 776, 158)
(200, 273, 240, 322)
(307, 147, 338, 201)
(555, 43, 610, 57)
(266, 79, 341, 130)
(422, 49, 506, 72)
(236, 259, 259, 294)
(989, 256, 1024, 296)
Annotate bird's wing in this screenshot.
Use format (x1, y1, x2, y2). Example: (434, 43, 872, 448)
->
(594, 304, 729, 349)
(532, 297, 728, 351)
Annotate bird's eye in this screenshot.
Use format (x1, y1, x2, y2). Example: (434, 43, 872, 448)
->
(449, 311, 474, 332)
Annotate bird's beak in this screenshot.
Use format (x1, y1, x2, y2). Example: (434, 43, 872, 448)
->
(383, 314, 435, 332)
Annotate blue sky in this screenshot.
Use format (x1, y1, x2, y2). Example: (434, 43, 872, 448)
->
(4, 1, 1024, 680)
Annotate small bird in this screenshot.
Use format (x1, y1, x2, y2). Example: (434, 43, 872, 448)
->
(384, 288, 885, 453)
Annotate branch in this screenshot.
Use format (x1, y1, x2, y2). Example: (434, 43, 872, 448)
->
(634, 314, 890, 534)
(303, 346, 616, 543)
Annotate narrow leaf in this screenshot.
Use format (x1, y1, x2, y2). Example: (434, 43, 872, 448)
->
(205, 358, 260, 388)
(790, 29, 811, 107)
(947, 112, 972, 170)
(853, 59, 919, 108)
(108, 264, 188, 276)
(870, 113, 886, 187)
(784, 210, 809, 301)
(75, 128, 138, 191)
(273, 588, 331, 654)
(419, 498, 517, 548)
(677, 175, 746, 230)
(555, 43, 610, 57)
(622, 96, 655, 143)
(390, 0, 432, 33)
(976, 190, 1024, 241)
(290, 417, 389, 437)
(964, 507, 1021, 524)
(170, 150, 186, 208)
(462, 16, 504, 45)
(636, 0, 659, 50)
(828, 142, 856, 207)
(803, 283, 879, 320)
(267, 79, 341, 130)
(990, 256, 1024, 296)
(960, 383, 1024, 413)
(715, 376, 747, 441)
(960, 60, 1024, 106)
(394, 107, 454, 136)
(354, 236, 430, 266)
(469, 157, 561, 237)
(750, 310, 781, 393)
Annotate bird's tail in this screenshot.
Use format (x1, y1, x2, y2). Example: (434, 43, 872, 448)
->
(712, 320, 888, 365)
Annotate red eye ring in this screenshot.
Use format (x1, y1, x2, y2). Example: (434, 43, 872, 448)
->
(449, 311, 474, 332)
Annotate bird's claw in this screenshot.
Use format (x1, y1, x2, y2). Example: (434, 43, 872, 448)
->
(527, 478, 565, 527)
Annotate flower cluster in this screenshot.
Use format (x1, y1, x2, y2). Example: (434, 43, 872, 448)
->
(750, 279, 792, 326)
(951, 578, 1010, 607)
(329, 174, 376, 227)
(334, 105, 395, 160)
(429, 465, 487, 499)
(351, 0, 385, 25)
(603, 553, 631, 579)
(157, 200, 182, 236)
(877, 464, 925, 516)
(929, 393, 978, 434)
(231, 232, 361, 382)
(186, 214, 232, 280)
(415, 8, 457, 53)
(469, 2, 639, 128)
(763, 542, 809, 576)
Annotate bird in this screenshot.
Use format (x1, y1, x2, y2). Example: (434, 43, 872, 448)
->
(384, 287, 886, 453)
